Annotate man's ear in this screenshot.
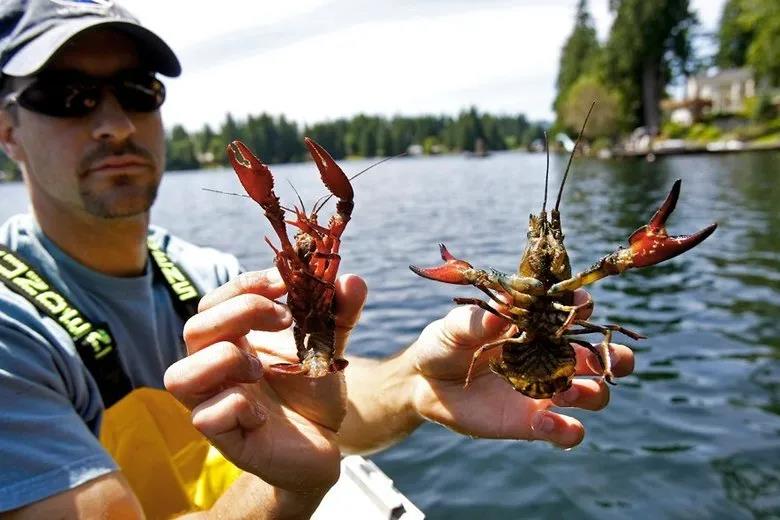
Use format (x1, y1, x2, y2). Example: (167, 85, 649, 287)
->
(0, 109, 25, 162)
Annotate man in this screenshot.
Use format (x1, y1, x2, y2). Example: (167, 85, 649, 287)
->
(0, 0, 634, 517)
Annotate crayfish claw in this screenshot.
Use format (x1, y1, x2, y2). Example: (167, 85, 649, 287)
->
(410, 244, 475, 285)
(647, 178, 681, 232)
(548, 181, 717, 294)
(226, 140, 275, 205)
(629, 222, 718, 268)
(304, 137, 354, 202)
(628, 180, 717, 268)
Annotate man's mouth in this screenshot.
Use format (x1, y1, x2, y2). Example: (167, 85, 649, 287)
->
(86, 155, 152, 175)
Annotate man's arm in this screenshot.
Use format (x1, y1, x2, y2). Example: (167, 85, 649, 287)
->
(7, 471, 325, 520)
(4, 474, 143, 520)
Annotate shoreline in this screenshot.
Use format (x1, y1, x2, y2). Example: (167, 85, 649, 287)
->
(613, 139, 780, 159)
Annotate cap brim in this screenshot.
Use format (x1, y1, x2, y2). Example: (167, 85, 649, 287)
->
(2, 18, 181, 77)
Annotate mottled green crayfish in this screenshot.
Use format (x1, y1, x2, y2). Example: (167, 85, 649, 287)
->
(410, 108, 717, 399)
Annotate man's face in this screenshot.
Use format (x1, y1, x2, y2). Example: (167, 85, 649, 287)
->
(5, 29, 165, 219)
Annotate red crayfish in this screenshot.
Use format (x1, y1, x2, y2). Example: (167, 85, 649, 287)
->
(410, 110, 717, 399)
(227, 138, 353, 377)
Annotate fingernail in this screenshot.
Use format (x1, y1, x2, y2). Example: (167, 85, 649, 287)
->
(248, 354, 263, 378)
(531, 411, 555, 435)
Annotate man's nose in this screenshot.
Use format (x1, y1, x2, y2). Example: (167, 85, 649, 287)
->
(90, 91, 136, 142)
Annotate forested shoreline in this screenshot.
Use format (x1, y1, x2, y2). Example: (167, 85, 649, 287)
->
(0, 108, 544, 179)
(164, 108, 545, 171)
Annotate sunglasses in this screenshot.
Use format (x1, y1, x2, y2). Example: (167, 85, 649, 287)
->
(2, 69, 165, 118)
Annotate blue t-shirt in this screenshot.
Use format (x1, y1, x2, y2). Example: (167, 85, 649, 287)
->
(0, 214, 241, 511)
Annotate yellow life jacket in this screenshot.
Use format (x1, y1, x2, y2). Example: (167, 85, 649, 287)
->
(0, 240, 240, 518)
(100, 387, 241, 518)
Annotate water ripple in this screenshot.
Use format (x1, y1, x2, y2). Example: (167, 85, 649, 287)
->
(2, 151, 778, 518)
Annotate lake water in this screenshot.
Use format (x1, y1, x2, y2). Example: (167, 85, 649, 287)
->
(2, 151, 778, 519)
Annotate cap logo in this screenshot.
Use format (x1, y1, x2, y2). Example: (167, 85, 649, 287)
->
(49, 0, 115, 7)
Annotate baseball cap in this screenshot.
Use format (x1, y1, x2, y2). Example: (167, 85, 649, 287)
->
(0, 0, 181, 78)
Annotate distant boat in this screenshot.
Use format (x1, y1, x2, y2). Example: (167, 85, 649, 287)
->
(464, 137, 490, 158)
(555, 133, 575, 153)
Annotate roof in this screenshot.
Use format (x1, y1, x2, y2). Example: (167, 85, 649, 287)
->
(691, 67, 754, 87)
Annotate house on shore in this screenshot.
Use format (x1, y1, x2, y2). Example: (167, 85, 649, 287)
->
(663, 68, 756, 126)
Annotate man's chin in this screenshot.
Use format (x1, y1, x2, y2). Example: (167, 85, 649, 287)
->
(81, 186, 158, 219)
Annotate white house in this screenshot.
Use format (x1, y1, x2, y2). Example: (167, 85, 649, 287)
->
(686, 67, 756, 114)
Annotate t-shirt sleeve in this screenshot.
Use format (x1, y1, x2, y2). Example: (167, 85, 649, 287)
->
(0, 297, 117, 512)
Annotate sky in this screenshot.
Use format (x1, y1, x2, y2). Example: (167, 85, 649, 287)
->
(121, 0, 726, 131)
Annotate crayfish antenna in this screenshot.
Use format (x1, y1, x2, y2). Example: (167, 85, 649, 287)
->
(542, 131, 549, 214)
(554, 100, 596, 212)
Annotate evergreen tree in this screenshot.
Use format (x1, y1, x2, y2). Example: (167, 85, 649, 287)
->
(739, 0, 780, 85)
(716, 0, 753, 68)
(166, 125, 198, 171)
(555, 0, 601, 112)
(605, 0, 697, 134)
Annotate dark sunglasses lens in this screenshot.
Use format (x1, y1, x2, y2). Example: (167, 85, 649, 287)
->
(16, 73, 165, 117)
(116, 75, 165, 112)
(18, 81, 98, 117)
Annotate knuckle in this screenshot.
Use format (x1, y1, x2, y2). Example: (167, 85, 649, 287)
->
(225, 386, 253, 412)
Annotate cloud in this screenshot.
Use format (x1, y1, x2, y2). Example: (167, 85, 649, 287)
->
(123, 0, 724, 131)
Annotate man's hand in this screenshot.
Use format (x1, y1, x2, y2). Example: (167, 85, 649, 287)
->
(164, 269, 368, 511)
(404, 290, 634, 448)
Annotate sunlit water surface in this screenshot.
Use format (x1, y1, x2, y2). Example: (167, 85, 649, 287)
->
(2, 151, 778, 519)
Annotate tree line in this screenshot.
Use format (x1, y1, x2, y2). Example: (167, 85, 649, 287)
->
(0, 108, 545, 178)
(554, 0, 779, 141)
(166, 108, 545, 171)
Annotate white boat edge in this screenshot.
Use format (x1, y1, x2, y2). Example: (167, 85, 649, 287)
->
(312, 455, 425, 519)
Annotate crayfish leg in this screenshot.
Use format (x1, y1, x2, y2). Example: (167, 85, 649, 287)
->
(552, 295, 594, 337)
(453, 297, 514, 324)
(567, 339, 615, 385)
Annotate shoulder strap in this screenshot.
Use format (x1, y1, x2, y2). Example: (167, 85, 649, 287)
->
(146, 237, 202, 322)
(0, 245, 132, 407)
(0, 239, 204, 407)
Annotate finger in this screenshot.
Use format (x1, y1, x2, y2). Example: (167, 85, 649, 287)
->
(333, 274, 368, 357)
(191, 386, 267, 439)
(572, 289, 593, 319)
(198, 269, 287, 312)
(530, 410, 585, 448)
(164, 341, 264, 409)
(437, 304, 511, 350)
(573, 342, 635, 377)
(184, 293, 292, 353)
(551, 379, 609, 411)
